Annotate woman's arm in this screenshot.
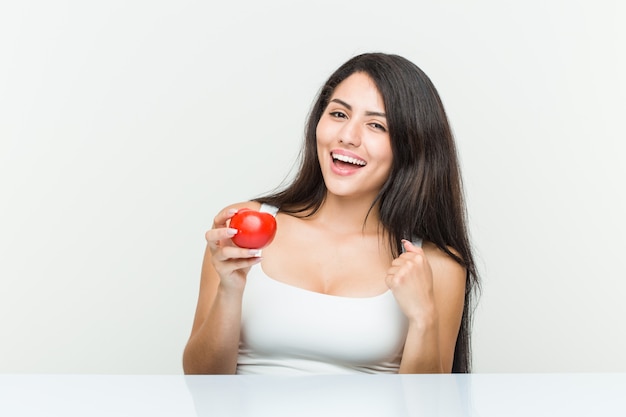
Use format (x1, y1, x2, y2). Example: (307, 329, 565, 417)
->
(386, 240, 466, 373)
(182, 204, 262, 374)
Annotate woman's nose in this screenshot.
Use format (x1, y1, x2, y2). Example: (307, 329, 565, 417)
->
(338, 121, 361, 147)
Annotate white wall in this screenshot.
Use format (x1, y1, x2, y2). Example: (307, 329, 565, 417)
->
(1, 0, 624, 374)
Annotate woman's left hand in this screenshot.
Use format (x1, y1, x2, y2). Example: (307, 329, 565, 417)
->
(387, 239, 466, 373)
(385, 239, 436, 323)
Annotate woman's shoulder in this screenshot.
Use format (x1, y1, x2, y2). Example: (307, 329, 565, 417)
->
(422, 241, 466, 281)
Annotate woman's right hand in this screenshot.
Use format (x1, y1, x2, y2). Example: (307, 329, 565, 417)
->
(184, 204, 263, 374)
(204, 206, 263, 292)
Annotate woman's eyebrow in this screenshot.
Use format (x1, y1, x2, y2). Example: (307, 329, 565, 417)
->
(330, 98, 386, 118)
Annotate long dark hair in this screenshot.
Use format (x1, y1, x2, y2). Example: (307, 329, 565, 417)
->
(256, 52, 480, 373)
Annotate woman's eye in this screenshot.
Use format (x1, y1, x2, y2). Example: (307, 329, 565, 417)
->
(370, 122, 387, 132)
(329, 111, 347, 119)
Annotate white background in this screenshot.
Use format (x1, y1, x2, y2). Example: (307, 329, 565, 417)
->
(1, 0, 624, 374)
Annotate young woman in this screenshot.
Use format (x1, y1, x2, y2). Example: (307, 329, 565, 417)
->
(183, 52, 479, 374)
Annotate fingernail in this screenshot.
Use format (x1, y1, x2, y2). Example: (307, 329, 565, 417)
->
(227, 209, 237, 215)
(248, 249, 261, 257)
(227, 228, 238, 236)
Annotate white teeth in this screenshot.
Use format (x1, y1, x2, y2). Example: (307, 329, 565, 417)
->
(332, 153, 366, 166)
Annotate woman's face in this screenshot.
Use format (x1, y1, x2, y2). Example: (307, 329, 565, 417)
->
(316, 72, 393, 202)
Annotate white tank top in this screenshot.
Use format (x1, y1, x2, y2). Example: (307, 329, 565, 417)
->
(236, 204, 415, 375)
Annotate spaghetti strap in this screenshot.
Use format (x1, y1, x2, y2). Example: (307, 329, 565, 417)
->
(259, 203, 279, 217)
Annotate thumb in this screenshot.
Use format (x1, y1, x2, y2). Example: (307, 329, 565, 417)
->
(401, 239, 419, 253)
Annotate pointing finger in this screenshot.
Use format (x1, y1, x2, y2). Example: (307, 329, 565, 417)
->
(205, 227, 238, 248)
(212, 208, 238, 228)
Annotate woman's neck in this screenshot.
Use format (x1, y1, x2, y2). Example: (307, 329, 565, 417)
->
(310, 194, 382, 235)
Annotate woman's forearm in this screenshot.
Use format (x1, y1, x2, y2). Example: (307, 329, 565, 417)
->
(183, 286, 244, 374)
(398, 314, 444, 374)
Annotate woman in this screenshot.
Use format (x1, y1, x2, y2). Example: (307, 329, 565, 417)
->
(183, 52, 479, 374)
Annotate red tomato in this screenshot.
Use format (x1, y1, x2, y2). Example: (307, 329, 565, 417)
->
(229, 208, 277, 249)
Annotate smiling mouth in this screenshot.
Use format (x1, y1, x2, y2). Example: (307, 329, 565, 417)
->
(331, 152, 367, 167)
